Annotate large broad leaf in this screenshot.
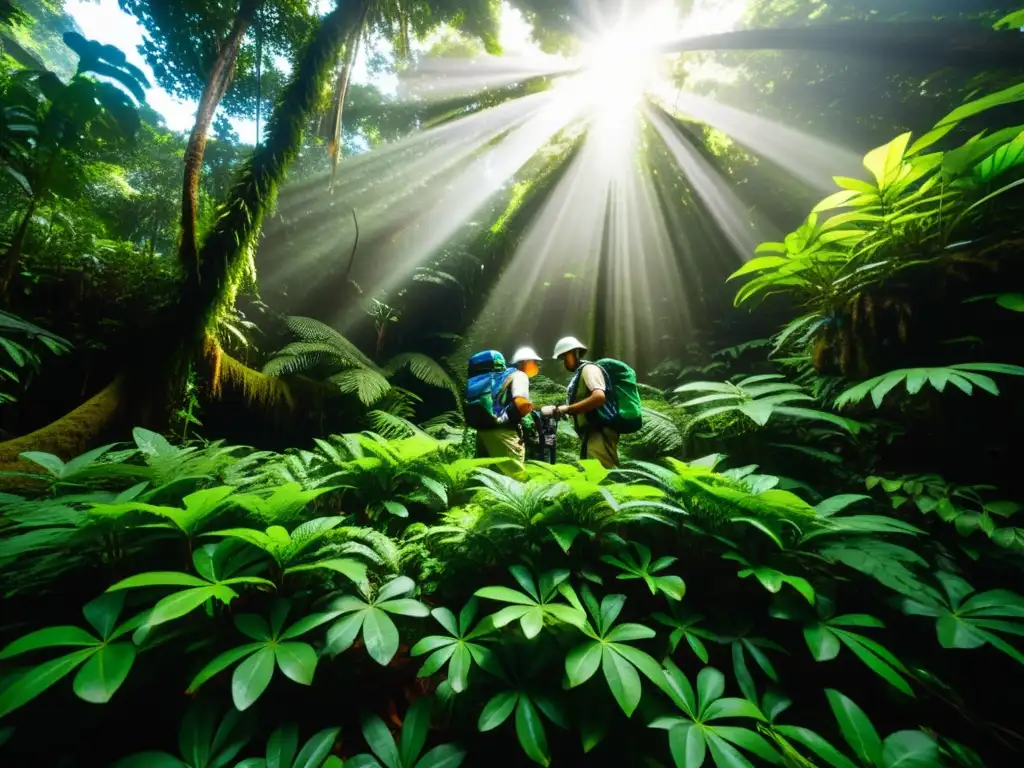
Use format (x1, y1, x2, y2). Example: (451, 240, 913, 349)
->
(72, 643, 136, 703)
(935, 82, 1024, 129)
(863, 133, 911, 189)
(825, 689, 881, 765)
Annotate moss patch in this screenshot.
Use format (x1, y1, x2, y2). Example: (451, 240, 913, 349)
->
(0, 376, 126, 471)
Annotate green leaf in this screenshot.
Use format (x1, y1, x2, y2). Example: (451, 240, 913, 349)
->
(774, 726, 858, 768)
(668, 722, 706, 768)
(825, 689, 882, 765)
(362, 714, 400, 768)
(474, 586, 536, 605)
(275, 642, 317, 685)
(448, 645, 472, 692)
(705, 730, 757, 767)
(479, 691, 518, 731)
(378, 599, 430, 617)
(72, 642, 135, 703)
(566, 642, 602, 686)
(838, 634, 913, 696)
(399, 697, 432, 766)
(880, 731, 939, 768)
(602, 646, 642, 716)
(186, 643, 263, 693)
(0, 648, 96, 718)
(266, 724, 299, 768)
(235, 614, 272, 641)
(149, 587, 229, 627)
(815, 495, 870, 518)
(515, 697, 550, 767)
(232, 647, 276, 711)
(937, 82, 1024, 128)
(19, 451, 65, 476)
(107, 572, 211, 590)
(416, 743, 467, 768)
(279, 611, 343, 641)
(704, 696, 765, 721)
(326, 613, 364, 656)
(284, 558, 367, 584)
(0, 626, 98, 659)
(696, 666, 725, 709)
(712, 726, 781, 763)
(293, 727, 341, 768)
(805, 625, 840, 661)
(83, 593, 126, 640)
(362, 608, 400, 665)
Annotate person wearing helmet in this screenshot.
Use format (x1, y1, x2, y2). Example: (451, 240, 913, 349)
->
(476, 346, 542, 473)
(541, 336, 619, 468)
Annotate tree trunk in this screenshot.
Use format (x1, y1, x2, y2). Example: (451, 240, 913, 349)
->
(328, 16, 366, 191)
(0, 376, 127, 474)
(188, 0, 371, 339)
(0, 195, 37, 300)
(179, 0, 262, 287)
(0, 0, 371, 464)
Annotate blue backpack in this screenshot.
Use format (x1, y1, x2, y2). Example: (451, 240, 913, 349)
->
(465, 350, 516, 429)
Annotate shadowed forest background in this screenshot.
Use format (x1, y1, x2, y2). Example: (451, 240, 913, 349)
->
(2, 1, 1024, 766)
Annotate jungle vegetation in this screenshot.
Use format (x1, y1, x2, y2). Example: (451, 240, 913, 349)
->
(2, 1, 1024, 766)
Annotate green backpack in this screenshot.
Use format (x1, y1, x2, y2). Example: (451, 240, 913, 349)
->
(568, 358, 644, 434)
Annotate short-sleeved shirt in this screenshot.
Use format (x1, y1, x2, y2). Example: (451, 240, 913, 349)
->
(571, 364, 608, 430)
(497, 370, 530, 431)
(507, 370, 530, 401)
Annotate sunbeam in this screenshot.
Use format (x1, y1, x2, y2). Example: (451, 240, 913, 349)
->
(651, 85, 865, 192)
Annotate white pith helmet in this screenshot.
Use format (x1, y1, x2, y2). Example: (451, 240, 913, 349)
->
(553, 336, 587, 359)
(510, 346, 542, 365)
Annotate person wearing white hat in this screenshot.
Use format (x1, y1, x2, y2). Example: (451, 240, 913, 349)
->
(541, 336, 620, 468)
(476, 345, 543, 473)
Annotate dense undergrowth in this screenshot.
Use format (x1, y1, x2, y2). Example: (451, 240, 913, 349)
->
(2, 4, 1024, 768)
(1, 413, 1023, 766)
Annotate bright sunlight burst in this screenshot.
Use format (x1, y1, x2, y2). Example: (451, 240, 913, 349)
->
(563, 1, 682, 145)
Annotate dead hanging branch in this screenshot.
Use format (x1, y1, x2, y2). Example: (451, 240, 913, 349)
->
(345, 207, 359, 281)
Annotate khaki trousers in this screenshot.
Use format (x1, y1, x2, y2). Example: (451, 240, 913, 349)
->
(476, 428, 526, 476)
(581, 427, 620, 469)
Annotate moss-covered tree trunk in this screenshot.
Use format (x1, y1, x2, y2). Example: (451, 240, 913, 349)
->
(0, 0, 371, 467)
(179, 0, 262, 286)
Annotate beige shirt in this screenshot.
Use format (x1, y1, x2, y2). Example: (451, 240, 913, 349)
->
(508, 370, 530, 401)
(572, 364, 607, 430)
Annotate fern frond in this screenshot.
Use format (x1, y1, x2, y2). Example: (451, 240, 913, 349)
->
(329, 526, 402, 574)
(282, 316, 380, 370)
(633, 406, 684, 456)
(387, 352, 460, 404)
(328, 368, 391, 406)
(368, 409, 430, 439)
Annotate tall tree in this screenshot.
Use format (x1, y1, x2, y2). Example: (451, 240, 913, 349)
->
(0, 0, 372, 465)
(116, 0, 316, 284)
